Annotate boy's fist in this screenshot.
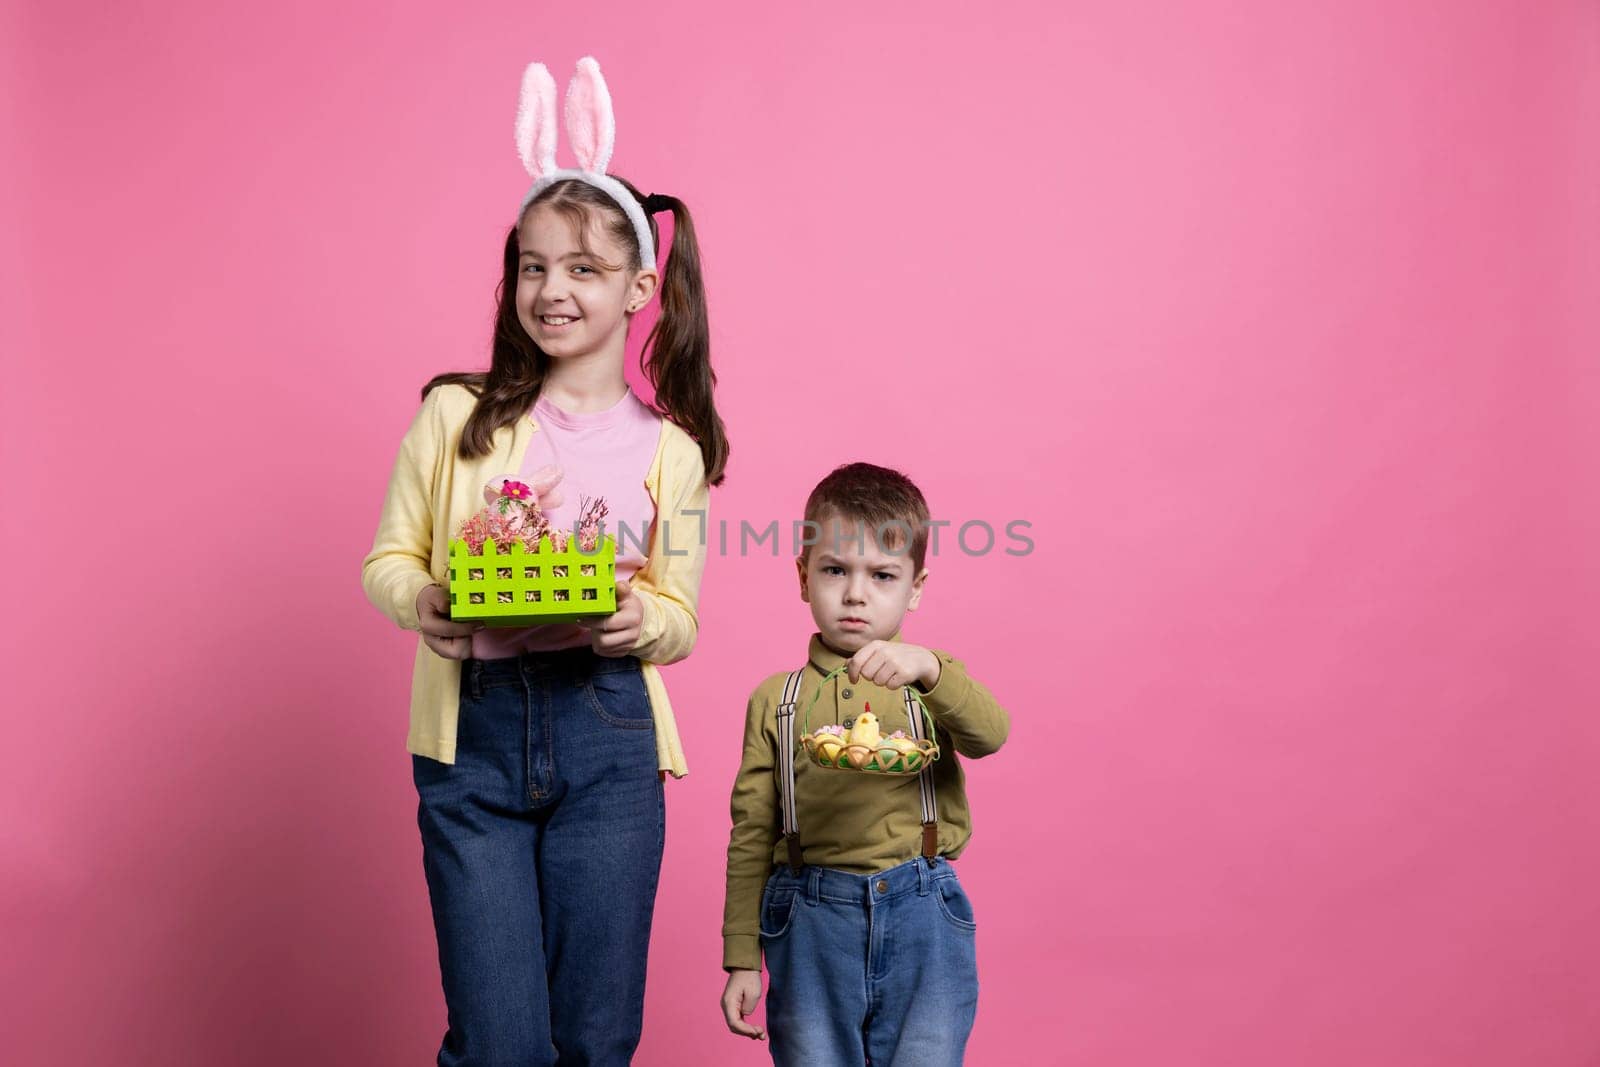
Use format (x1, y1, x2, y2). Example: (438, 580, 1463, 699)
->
(847, 640, 941, 691)
(721, 969, 766, 1040)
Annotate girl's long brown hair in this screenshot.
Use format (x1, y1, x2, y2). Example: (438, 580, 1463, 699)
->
(423, 177, 729, 485)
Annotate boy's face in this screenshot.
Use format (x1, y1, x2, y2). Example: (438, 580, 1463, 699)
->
(797, 514, 928, 655)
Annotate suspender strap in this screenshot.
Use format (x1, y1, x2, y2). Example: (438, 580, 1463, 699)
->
(903, 685, 940, 860)
(779, 668, 942, 871)
(775, 670, 805, 873)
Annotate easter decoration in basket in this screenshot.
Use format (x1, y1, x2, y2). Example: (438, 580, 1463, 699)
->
(799, 665, 940, 774)
(447, 469, 617, 627)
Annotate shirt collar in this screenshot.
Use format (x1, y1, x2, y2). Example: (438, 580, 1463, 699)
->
(534, 387, 637, 430)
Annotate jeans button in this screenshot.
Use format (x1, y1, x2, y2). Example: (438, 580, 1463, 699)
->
(875, 879, 889, 894)
(842, 688, 853, 699)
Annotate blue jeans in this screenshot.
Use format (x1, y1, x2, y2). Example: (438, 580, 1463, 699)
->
(412, 648, 665, 1067)
(761, 857, 980, 1067)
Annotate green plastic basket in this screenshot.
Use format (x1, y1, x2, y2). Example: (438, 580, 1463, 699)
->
(447, 535, 617, 626)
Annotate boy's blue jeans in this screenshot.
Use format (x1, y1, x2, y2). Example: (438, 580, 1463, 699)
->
(761, 856, 980, 1066)
(411, 649, 665, 1067)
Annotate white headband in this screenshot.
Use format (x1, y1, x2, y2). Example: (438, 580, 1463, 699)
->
(515, 57, 657, 269)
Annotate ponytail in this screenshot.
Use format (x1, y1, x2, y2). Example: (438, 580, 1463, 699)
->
(640, 194, 729, 486)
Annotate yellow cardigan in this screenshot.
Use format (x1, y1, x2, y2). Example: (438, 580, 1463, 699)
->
(362, 383, 708, 777)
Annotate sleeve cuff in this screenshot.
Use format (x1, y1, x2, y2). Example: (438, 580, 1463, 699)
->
(917, 651, 971, 715)
(722, 935, 762, 973)
(633, 586, 664, 650)
(396, 573, 438, 632)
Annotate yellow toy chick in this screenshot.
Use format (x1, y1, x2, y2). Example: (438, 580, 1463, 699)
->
(845, 708, 880, 768)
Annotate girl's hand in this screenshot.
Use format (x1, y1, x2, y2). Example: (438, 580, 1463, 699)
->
(416, 584, 481, 660)
(847, 640, 941, 690)
(720, 969, 766, 1040)
(580, 581, 642, 658)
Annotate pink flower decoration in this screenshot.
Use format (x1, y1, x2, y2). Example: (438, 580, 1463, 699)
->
(456, 479, 609, 558)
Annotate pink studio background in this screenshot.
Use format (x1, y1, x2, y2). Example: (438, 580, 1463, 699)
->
(3, 1, 1597, 1064)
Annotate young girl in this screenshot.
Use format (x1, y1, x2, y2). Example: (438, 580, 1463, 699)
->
(362, 58, 727, 1064)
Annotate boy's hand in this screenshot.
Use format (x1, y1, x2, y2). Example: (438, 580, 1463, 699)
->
(416, 584, 482, 660)
(579, 581, 642, 657)
(721, 969, 767, 1040)
(847, 640, 941, 691)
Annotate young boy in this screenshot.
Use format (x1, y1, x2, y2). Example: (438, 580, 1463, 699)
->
(720, 462, 1011, 1066)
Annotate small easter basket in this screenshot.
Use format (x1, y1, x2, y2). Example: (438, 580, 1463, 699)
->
(447, 534, 617, 627)
(797, 666, 940, 775)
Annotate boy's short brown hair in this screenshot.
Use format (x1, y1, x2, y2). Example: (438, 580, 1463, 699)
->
(802, 462, 932, 570)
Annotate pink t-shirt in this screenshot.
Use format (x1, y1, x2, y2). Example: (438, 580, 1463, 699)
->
(471, 388, 663, 659)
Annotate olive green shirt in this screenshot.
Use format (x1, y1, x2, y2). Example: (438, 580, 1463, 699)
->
(721, 634, 1011, 972)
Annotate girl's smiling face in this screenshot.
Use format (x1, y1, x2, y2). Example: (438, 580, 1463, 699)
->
(515, 203, 656, 361)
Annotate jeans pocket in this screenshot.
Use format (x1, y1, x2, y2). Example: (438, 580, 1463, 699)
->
(933, 877, 978, 932)
(585, 663, 653, 729)
(759, 888, 800, 941)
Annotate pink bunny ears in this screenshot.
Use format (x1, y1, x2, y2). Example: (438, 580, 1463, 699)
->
(515, 57, 657, 269)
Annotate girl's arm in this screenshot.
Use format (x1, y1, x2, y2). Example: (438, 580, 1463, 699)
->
(362, 390, 445, 632)
(628, 425, 710, 665)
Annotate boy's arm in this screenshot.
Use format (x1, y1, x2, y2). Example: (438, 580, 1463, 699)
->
(723, 681, 781, 973)
(917, 651, 1011, 759)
